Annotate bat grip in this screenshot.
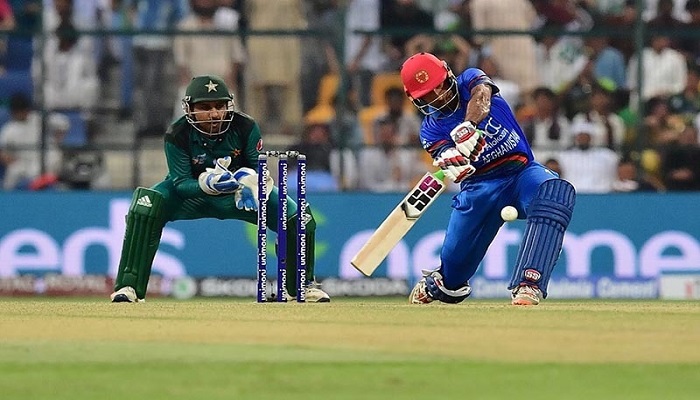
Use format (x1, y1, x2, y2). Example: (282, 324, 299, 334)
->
(433, 170, 446, 181)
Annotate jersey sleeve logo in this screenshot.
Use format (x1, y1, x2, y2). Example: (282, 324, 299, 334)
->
(256, 138, 263, 152)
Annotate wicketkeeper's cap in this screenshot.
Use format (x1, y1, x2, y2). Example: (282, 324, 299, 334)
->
(184, 75, 233, 103)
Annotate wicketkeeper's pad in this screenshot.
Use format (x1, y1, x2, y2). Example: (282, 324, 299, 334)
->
(114, 187, 165, 299)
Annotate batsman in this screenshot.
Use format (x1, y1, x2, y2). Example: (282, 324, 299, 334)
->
(110, 75, 330, 303)
(400, 53, 576, 306)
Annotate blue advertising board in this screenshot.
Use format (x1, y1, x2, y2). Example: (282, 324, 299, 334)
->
(0, 192, 698, 298)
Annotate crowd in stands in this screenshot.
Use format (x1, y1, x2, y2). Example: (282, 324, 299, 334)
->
(1, 0, 699, 193)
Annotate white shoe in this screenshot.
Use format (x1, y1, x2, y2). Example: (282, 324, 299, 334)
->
(270, 282, 331, 303)
(408, 278, 434, 304)
(303, 282, 330, 303)
(110, 286, 143, 303)
(511, 285, 541, 306)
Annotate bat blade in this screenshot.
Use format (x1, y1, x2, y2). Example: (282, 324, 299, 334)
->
(351, 171, 446, 276)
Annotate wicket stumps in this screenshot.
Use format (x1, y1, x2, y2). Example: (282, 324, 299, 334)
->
(256, 151, 307, 303)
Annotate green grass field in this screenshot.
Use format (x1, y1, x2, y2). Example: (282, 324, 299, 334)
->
(1, 298, 699, 400)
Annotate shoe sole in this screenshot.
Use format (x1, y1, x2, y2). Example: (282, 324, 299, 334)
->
(311, 298, 330, 303)
(111, 294, 133, 303)
(512, 296, 539, 306)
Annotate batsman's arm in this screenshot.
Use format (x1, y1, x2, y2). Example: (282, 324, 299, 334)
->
(465, 83, 492, 124)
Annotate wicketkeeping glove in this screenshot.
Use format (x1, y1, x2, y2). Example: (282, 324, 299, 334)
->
(230, 167, 274, 212)
(198, 156, 241, 195)
(433, 147, 476, 183)
(449, 121, 486, 161)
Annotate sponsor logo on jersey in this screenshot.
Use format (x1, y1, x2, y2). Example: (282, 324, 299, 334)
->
(192, 153, 207, 165)
(256, 139, 263, 152)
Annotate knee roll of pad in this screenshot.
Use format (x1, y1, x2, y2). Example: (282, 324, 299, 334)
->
(528, 179, 576, 227)
(425, 271, 472, 304)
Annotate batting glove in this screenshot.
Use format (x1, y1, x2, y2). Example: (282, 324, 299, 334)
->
(449, 121, 486, 161)
(198, 156, 240, 195)
(433, 147, 476, 183)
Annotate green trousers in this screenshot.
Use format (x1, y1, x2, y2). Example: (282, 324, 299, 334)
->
(114, 179, 316, 299)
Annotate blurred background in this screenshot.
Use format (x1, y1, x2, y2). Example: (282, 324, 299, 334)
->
(0, 0, 698, 300)
(1, 0, 700, 193)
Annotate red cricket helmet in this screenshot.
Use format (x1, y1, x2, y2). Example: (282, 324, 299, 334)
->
(401, 52, 449, 99)
(400, 52, 459, 117)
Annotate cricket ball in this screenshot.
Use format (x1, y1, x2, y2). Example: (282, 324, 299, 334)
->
(500, 206, 518, 222)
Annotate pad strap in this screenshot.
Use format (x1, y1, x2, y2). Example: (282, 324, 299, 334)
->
(509, 179, 576, 297)
(114, 187, 165, 299)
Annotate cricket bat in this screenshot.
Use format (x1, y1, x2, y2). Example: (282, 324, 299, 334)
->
(351, 170, 447, 276)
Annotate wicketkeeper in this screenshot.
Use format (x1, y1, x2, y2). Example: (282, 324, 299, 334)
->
(110, 75, 330, 303)
(401, 52, 576, 305)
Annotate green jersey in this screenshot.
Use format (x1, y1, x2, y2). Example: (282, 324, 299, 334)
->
(163, 111, 263, 198)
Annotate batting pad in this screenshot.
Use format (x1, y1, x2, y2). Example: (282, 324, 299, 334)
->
(114, 187, 165, 299)
(508, 179, 576, 297)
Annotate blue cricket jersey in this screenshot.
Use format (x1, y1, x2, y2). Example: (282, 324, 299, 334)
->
(419, 68, 534, 179)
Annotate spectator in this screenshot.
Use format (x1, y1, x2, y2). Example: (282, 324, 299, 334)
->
(557, 121, 619, 193)
(381, 0, 434, 68)
(173, 0, 246, 117)
(405, 33, 472, 75)
(667, 64, 700, 122)
(27, 112, 69, 190)
(372, 86, 422, 146)
(131, 0, 188, 137)
(471, 0, 538, 96)
(558, 57, 602, 120)
(295, 120, 340, 192)
(680, 0, 700, 64)
(544, 157, 562, 177)
(584, 31, 627, 91)
(37, 18, 99, 111)
(0, 1, 38, 104)
(639, 95, 686, 150)
(344, 0, 388, 108)
(642, 0, 690, 22)
(478, 56, 521, 110)
(103, 0, 134, 117)
(0, 0, 15, 67)
(571, 83, 626, 150)
(627, 35, 687, 104)
(611, 157, 660, 192)
(0, 94, 47, 190)
(520, 87, 571, 162)
(245, 0, 305, 132)
(534, 24, 589, 94)
(659, 126, 700, 190)
(647, 0, 684, 30)
(10, 0, 40, 32)
(300, 0, 341, 114)
(358, 117, 425, 192)
(595, 0, 637, 62)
